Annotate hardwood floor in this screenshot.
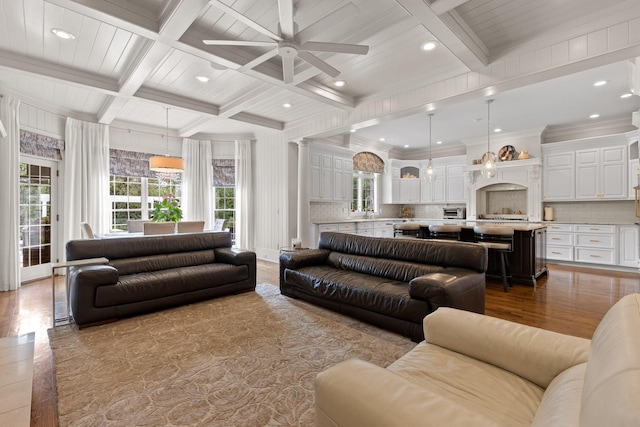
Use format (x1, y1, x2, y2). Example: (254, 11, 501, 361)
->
(0, 261, 637, 427)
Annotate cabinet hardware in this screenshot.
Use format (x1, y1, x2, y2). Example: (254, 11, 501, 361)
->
(589, 227, 599, 230)
(551, 237, 561, 240)
(552, 251, 561, 254)
(590, 255, 601, 258)
(589, 240, 600, 243)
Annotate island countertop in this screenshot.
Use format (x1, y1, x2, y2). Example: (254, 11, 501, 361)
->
(312, 218, 546, 231)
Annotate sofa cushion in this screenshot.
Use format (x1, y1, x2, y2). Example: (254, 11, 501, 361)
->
(327, 252, 441, 282)
(531, 363, 586, 427)
(579, 293, 640, 427)
(387, 341, 544, 426)
(95, 264, 247, 307)
(284, 266, 430, 323)
(110, 250, 216, 276)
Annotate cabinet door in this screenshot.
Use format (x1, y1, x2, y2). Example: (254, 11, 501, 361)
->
(575, 149, 599, 199)
(446, 164, 465, 202)
(391, 168, 400, 203)
(543, 152, 574, 200)
(600, 146, 626, 199)
(618, 225, 639, 268)
(400, 179, 420, 203)
(432, 171, 446, 203)
(630, 158, 639, 199)
(310, 166, 321, 200)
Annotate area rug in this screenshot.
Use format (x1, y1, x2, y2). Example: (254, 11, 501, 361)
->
(48, 284, 416, 426)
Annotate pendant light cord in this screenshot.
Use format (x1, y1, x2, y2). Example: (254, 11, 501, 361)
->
(486, 99, 493, 153)
(165, 107, 170, 156)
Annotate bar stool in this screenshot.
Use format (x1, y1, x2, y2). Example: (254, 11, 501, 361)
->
(428, 224, 461, 240)
(393, 222, 420, 238)
(474, 225, 514, 292)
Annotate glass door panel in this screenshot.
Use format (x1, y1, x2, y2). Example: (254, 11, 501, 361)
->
(19, 158, 57, 282)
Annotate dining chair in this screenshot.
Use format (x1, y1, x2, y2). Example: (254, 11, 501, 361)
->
(143, 222, 176, 235)
(127, 219, 149, 233)
(213, 219, 227, 232)
(177, 221, 205, 233)
(81, 222, 96, 239)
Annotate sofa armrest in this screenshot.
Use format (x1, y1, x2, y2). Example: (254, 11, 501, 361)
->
(279, 248, 330, 270)
(214, 248, 256, 288)
(423, 307, 591, 389)
(69, 265, 119, 325)
(316, 359, 501, 427)
(408, 269, 485, 314)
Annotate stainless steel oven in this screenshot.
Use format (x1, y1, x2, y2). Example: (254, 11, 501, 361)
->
(443, 207, 466, 219)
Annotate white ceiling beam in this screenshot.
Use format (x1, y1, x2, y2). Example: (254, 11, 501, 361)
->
(178, 116, 217, 137)
(134, 87, 220, 116)
(97, 1, 210, 124)
(429, 0, 471, 15)
(0, 49, 118, 93)
(395, 0, 488, 70)
(228, 112, 284, 130)
(219, 84, 276, 118)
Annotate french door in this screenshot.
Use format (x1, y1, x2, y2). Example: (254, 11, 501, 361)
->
(19, 156, 58, 282)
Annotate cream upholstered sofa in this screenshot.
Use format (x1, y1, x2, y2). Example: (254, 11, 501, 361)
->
(315, 293, 640, 427)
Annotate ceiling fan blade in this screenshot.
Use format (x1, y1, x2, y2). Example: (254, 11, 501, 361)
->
(299, 42, 369, 55)
(298, 51, 340, 78)
(238, 48, 279, 73)
(282, 57, 294, 84)
(203, 40, 277, 47)
(278, 0, 295, 39)
(296, 3, 359, 43)
(209, 0, 282, 41)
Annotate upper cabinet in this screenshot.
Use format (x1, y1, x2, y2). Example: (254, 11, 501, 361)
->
(310, 148, 353, 202)
(542, 135, 629, 202)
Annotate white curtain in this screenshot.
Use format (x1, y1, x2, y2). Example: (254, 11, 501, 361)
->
(235, 139, 254, 250)
(63, 118, 110, 246)
(0, 96, 21, 291)
(181, 138, 213, 230)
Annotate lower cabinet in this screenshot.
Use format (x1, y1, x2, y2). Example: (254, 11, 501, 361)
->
(574, 225, 616, 265)
(618, 225, 640, 268)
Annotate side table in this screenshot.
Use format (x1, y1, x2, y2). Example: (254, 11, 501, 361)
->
(51, 257, 108, 326)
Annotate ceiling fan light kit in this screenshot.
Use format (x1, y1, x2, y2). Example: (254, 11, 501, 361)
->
(204, 0, 370, 84)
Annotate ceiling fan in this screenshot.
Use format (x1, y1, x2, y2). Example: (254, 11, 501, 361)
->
(204, 0, 369, 84)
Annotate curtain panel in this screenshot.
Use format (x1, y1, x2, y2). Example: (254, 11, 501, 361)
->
(235, 140, 254, 250)
(0, 96, 21, 291)
(63, 118, 110, 244)
(182, 138, 213, 230)
(20, 130, 64, 160)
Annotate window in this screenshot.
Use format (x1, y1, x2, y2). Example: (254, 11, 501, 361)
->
(109, 175, 181, 230)
(352, 171, 378, 213)
(214, 187, 235, 239)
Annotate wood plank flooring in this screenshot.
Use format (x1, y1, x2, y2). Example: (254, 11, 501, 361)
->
(0, 260, 637, 427)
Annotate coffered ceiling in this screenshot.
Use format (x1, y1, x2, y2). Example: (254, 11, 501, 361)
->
(0, 0, 638, 149)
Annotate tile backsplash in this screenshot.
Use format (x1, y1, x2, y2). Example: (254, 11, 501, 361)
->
(544, 201, 637, 224)
(310, 202, 463, 221)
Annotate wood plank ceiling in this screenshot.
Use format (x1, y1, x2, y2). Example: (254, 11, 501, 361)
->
(0, 0, 637, 144)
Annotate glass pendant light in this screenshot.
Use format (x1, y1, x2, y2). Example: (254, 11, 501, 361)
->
(149, 107, 184, 182)
(481, 99, 496, 179)
(425, 113, 435, 181)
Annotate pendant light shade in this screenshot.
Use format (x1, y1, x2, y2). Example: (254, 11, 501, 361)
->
(425, 113, 435, 181)
(149, 107, 184, 181)
(481, 100, 496, 179)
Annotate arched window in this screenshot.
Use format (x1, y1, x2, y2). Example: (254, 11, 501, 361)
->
(351, 152, 385, 214)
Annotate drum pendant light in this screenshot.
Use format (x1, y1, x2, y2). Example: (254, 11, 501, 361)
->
(149, 107, 184, 181)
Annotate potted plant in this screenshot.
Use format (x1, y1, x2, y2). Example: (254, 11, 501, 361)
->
(150, 194, 183, 222)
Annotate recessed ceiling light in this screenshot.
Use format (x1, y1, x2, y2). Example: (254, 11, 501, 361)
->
(51, 28, 75, 40)
(436, 140, 443, 145)
(621, 93, 633, 98)
(195, 76, 210, 82)
(403, 144, 410, 148)
(283, 103, 292, 108)
(349, 129, 356, 133)
(494, 128, 502, 133)
(379, 137, 386, 142)
(334, 80, 346, 87)
(590, 113, 600, 119)
(593, 80, 608, 87)
(421, 41, 438, 51)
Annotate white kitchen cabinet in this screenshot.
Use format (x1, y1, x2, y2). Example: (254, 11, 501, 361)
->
(399, 178, 421, 203)
(629, 158, 639, 199)
(391, 167, 400, 204)
(373, 220, 396, 238)
(573, 224, 617, 265)
(421, 166, 445, 203)
(333, 157, 353, 202)
(618, 225, 639, 268)
(356, 222, 374, 236)
(446, 164, 465, 203)
(543, 152, 575, 201)
(575, 146, 627, 200)
(546, 223, 574, 261)
(310, 153, 333, 201)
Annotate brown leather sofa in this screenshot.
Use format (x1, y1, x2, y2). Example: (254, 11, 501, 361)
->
(66, 232, 256, 327)
(279, 232, 487, 340)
